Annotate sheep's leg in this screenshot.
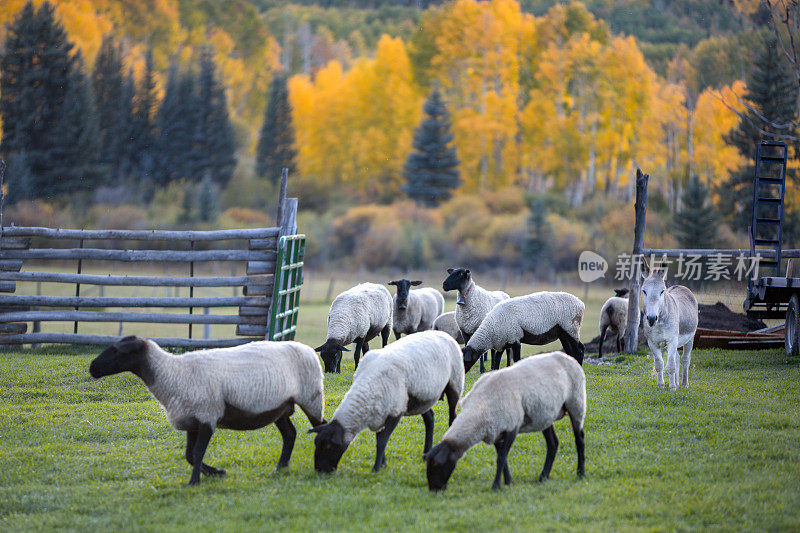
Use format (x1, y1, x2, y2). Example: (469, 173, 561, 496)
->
(680, 339, 693, 389)
(492, 430, 517, 490)
(570, 416, 585, 478)
(274, 413, 297, 469)
(598, 326, 607, 358)
(489, 350, 499, 371)
(444, 383, 459, 426)
(511, 342, 521, 363)
(353, 338, 364, 369)
(335, 352, 342, 373)
(538, 425, 559, 482)
(615, 332, 623, 354)
(505, 346, 513, 367)
(381, 324, 391, 347)
(421, 409, 434, 456)
(480, 352, 487, 373)
(185, 430, 226, 477)
(558, 330, 584, 365)
(394, 331, 402, 341)
(373, 415, 401, 472)
(188, 424, 215, 486)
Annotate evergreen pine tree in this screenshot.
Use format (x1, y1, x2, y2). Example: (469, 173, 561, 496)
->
(675, 175, 718, 249)
(131, 49, 158, 185)
(522, 195, 553, 274)
(156, 62, 200, 185)
(197, 173, 219, 223)
(403, 85, 461, 206)
(0, 1, 99, 198)
(722, 35, 799, 231)
(196, 49, 236, 187)
(92, 34, 130, 183)
(256, 73, 297, 184)
(5, 150, 34, 204)
(178, 184, 196, 224)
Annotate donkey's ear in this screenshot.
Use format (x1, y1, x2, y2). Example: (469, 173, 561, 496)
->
(640, 256, 651, 279)
(657, 266, 668, 281)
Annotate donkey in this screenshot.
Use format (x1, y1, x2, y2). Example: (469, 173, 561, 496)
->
(640, 262, 698, 391)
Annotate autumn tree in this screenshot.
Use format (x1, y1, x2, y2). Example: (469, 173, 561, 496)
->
(403, 85, 461, 206)
(0, 1, 101, 200)
(256, 73, 297, 184)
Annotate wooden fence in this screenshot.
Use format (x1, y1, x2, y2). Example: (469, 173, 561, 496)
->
(0, 168, 303, 348)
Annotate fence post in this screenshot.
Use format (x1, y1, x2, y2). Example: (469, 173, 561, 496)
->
(277, 167, 288, 227)
(0, 158, 6, 231)
(623, 168, 649, 352)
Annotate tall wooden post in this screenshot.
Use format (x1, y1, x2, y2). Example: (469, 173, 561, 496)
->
(0, 158, 6, 231)
(276, 167, 288, 227)
(623, 168, 649, 352)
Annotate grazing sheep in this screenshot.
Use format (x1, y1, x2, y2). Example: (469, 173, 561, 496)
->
(641, 263, 698, 391)
(433, 312, 465, 344)
(597, 288, 629, 358)
(89, 336, 325, 486)
(462, 291, 585, 372)
(388, 279, 445, 339)
(425, 351, 586, 491)
(310, 331, 464, 473)
(442, 267, 510, 372)
(315, 282, 393, 373)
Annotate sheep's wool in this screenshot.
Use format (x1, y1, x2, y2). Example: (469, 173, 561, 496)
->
(331, 331, 464, 444)
(143, 340, 325, 430)
(468, 291, 584, 353)
(599, 296, 628, 334)
(455, 283, 509, 337)
(326, 283, 393, 345)
(433, 312, 464, 344)
(442, 351, 585, 452)
(393, 288, 445, 335)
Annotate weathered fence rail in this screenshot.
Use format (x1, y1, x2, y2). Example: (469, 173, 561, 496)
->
(0, 168, 303, 348)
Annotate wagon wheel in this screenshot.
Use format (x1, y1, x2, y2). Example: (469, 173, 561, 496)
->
(787, 294, 800, 358)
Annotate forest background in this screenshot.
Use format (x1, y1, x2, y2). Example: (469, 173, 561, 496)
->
(0, 0, 796, 277)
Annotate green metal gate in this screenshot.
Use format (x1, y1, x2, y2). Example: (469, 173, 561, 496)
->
(268, 234, 305, 341)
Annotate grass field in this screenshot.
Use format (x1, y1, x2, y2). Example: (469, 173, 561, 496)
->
(1, 270, 798, 530)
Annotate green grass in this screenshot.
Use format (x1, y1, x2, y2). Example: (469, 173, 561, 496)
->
(1, 342, 799, 531)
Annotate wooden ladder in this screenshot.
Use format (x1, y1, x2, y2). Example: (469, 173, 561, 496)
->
(750, 139, 788, 277)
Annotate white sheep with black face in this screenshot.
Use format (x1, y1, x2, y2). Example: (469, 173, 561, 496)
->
(461, 291, 585, 372)
(388, 279, 445, 339)
(310, 331, 464, 474)
(315, 282, 393, 373)
(89, 336, 325, 486)
(597, 288, 629, 358)
(640, 263, 698, 391)
(425, 351, 586, 491)
(442, 267, 510, 372)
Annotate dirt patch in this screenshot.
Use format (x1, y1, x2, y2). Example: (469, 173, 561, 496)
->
(585, 301, 766, 356)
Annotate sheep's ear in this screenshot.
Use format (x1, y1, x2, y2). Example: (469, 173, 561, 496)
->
(410, 280, 422, 286)
(339, 345, 350, 352)
(314, 344, 325, 353)
(388, 280, 398, 286)
(464, 269, 470, 276)
(614, 288, 629, 297)
(116, 336, 145, 354)
(308, 423, 326, 434)
(446, 268, 454, 274)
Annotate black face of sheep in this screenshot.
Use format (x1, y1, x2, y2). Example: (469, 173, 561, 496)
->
(425, 442, 459, 491)
(614, 288, 629, 297)
(442, 268, 470, 293)
(310, 421, 347, 473)
(314, 341, 349, 373)
(89, 336, 149, 379)
(388, 279, 422, 310)
(462, 346, 483, 373)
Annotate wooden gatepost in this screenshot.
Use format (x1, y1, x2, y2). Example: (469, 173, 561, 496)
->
(0, 165, 304, 348)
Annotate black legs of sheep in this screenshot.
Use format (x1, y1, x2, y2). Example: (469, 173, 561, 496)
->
(373, 415, 401, 472)
(186, 425, 225, 485)
(492, 430, 517, 490)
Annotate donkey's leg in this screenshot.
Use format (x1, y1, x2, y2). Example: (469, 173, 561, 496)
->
(650, 343, 665, 389)
(680, 339, 693, 389)
(665, 342, 679, 391)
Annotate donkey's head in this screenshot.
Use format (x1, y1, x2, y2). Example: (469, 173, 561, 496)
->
(641, 260, 668, 327)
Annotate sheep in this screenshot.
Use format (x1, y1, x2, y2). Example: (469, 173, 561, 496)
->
(461, 291, 585, 372)
(388, 279, 445, 339)
(315, 282, 393, 373)
(309, 330, 464, 474)
(425, 351, 586, 491)
(641, 262, 698, 390)
(442, 267, 510, 372)
(88, 336, 325, 486)
(597, 288, 629, 358)
(433, 311, 465, 344)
